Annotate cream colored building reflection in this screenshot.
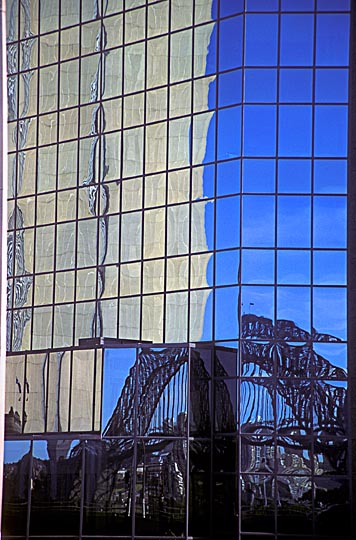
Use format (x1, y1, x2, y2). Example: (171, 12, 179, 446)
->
(7, 0, 214, 351)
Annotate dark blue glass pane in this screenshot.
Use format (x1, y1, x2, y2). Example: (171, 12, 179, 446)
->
(278, 159, 311, 193)
(220, 0, 244, 16)
(314, 106, 348, 157)
(242, 249, 274, 284)
(216, 196, 240, 249)
(243, 159, 275, 193)
(280, 15, 314, 66)
(313, 287, 347, 341)
(277, 286, 311, 334)
(102, 348, 137, 434)
(217, 159, 241, 196)
(246, 0, 278, 10)
(242, 195, 275, 247)
(317, 0, 350, 10)
(200, 289, 213, 340)
(313, 343, 347, 374)
(278, 106, 312, 157)
(243, 105, 276, 156)
(218, 69, 242, 107)
(244, 69, 277, 102)
(215, 286, 239, 339)
(241, 285, 274, 320)
(245, 15, 278, 66)
(219, 17, 243, 71)
(316, 14, 350, 66)
(218, 106, 241, 160)
(279, 69, 313, 103)
(216, 250, 239, 286)
(313, 196, 346, 248)
(314, 159, 347, 193)
(315, 69, 349, 103)
(313, 250, 346, 285)
(281, 0, 314, 10)
(277, 196, 311, 248)
(277, 250, 311, 285)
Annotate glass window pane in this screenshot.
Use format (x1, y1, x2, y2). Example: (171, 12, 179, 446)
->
(242, 195, 275, 247)
(216, 196, 240, 250)
(30, 440, 81, 536)
(282, 0, 314, 10)
(242, 285, 274, 321)
(83, 439, 133, 536)
(278, 105, 312, 157)
(216, 250, 239, 286)
(315, 69, 348, 103)
(220, 0, 244, 16)
(313, 287, 347, 341)
(314, 250, 346, 285)
(277, 250, 311, 285)
(242, 249, 274, 284)
(278, 159, 311, 193)
(316, 14, 350, 66)
(244, 69, 277, 103)
(219, 16, 243, 71)
(280, 15, 314, 66)
(313, 196, 346, 248)
(279, 69, 313, 103)
(317, 0, 350, 12)
(102, 348, 137, 435)
(277, 196, 311, 248)
(245, 15, 278, 66)
(218, 106, 241, 161)
(243, 105, 276, 157)
(246, 0, 278, 9)
(217, 159, 240, 196)
(215, 287, 239, 340)
(314, 159, 347, 194)
(277, 286, 311, 334)
(314, 106, 348, 157)
(3, 441, 31, 535)
(218, 69, 242, 107)
(243, 159, 275, 193)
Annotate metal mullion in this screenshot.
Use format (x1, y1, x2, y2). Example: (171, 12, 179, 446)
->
(187, 1, 195, 345)
(310, 1, 317, 535)
(139, 1, 148, 342)
(162, 0, 172, 344)
(26, 438, 34, 540)
(71, 2, 84, 347)
(49, 0, 62, 351)
(116, 3, 126, 339)
(273, 2, 282, 534)
(211, 0, 220, 348)
(238, 3, 247, 538)
(93, 10, 105, 341)
(28, 0, 44, 353)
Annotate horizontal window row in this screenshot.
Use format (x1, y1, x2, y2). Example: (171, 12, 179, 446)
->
(3, 437, 350, 538)
(7, 12, 350, 72)
(7, 195, 347, 253)
(7, 284, 347, 349)
(8, 154, 348, 198)
(8, 106, 349, 165)
(8, 249, 347, 291)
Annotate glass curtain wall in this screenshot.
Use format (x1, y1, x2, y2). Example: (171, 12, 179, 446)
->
(4, 0, 352, 539)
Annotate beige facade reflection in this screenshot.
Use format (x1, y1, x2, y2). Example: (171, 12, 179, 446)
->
(7, 0, 214, 351)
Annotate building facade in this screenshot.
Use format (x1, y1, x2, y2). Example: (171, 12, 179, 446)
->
(2, 0, 354, 539)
